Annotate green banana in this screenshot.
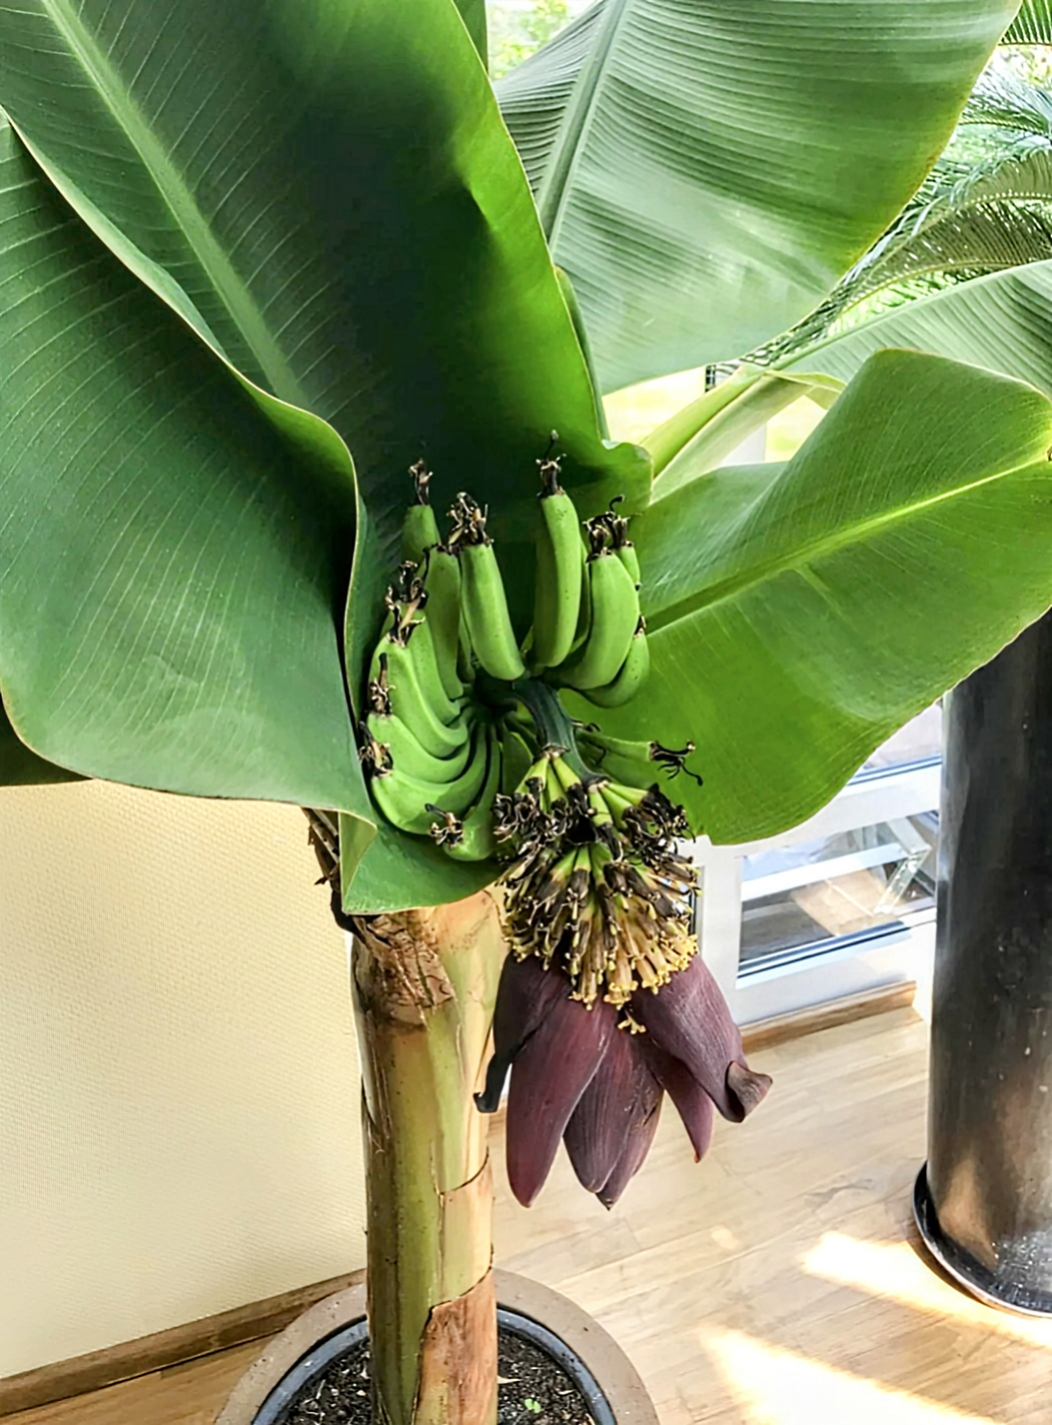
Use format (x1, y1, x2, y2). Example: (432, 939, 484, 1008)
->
(368, 723, 491, 834)
(556, 550, 639, 691)
(368, 638, 464, 756)
(613, 537, 640, 585)
(366, 709, 472, 784)
(422, 547, 465, 700)
(457, 612, 475, 683)
(454, 495, 525, 682)
(439, 727, 503, 861)
(577, 727, 703, 788)
(596, 779, 649, 823)
(568, 537, 591, 655)
(402, 460, 441, 562)
(531, 453, 582, 670)
(576, 728, 655, 787)
(582, 618, 650, 708)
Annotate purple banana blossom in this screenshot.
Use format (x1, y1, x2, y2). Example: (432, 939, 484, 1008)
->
(478, 951, 772, 1207)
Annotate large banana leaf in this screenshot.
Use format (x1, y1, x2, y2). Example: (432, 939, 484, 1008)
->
(1, 115, 370, 818)
(756, 68, 1052, 364)
(453, 0, 487, 63)
(496, 0, 1019, 392)
(783, 262, 1052, 398)
(0, 698, 82, 786)
(567, 351, 1052, 844)
(0, 0, 649, 898)
(1005, 1, 1052, 40)
(0, 0, 645, 566)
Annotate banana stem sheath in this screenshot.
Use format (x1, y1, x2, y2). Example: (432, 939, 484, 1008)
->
(351, 895, 504, 1425)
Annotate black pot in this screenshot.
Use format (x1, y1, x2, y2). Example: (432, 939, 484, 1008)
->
(251, 1310, 616, 1425)
(914, 612, 1052, 1314)
(217, 1271, 658, 1425)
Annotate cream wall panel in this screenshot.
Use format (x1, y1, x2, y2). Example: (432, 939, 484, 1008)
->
(0, 780, 365, 1377)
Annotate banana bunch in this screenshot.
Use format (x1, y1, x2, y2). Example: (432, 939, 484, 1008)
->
(359, 449, 690, 869)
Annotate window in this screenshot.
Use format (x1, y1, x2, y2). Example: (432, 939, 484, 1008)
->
(693, 707, 940, 1023)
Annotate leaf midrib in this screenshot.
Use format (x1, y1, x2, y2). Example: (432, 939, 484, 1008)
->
(535, 0, 631, 245)
(647, 451, 1048, 635)
(39, 0, 306, 407)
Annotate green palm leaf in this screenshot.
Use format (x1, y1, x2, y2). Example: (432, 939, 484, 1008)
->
(496, 0, 1018, 391)
(783, 261, 1052, 398)
(1004, 1, 1052, 42)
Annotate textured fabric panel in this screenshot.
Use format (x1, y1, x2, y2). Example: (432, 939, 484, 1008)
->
(0, 781, 365, 1376)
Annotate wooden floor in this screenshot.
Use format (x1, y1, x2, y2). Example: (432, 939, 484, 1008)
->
(11, 1006, 1052, 1424)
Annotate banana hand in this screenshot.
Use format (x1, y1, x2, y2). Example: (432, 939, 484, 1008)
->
(366, 710, 472, 784)
(434, 726, 503, 862)
(369, 723, 491, 834)
(367, 639, 464, 757)
(555, 549, 638, 691)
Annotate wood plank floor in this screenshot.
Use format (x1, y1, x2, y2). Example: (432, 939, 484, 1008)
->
(11, 1006, 1052, 1424)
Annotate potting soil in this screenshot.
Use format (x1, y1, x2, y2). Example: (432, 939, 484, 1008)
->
(276, 1327, 598, 1425)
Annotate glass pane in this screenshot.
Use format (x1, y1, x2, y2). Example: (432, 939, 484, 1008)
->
(861, 703, 942, 774)
(739, 815, 937, 970)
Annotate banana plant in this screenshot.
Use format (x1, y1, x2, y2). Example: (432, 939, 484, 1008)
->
(4, 2, 1052, 1422)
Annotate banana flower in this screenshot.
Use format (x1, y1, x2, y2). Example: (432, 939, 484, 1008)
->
(477, 950, 771, 1207)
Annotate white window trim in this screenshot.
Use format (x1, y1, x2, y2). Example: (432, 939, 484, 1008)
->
(691, 762, 940, 1024)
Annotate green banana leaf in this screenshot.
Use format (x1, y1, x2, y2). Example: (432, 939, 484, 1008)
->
(0, 698, 83, 786)
(0, 0, 648, 905)
(1, 116, 370, 820)
(342, 818, 497, 916)
(453, 0, 487, 64)
(0, 0, 645, 558)
(783, 262, 1052, 398)
(646, 370, 842, 490)
(756, 68, 1052, 366)
(496, 0, 1019, 392)
(567, 350, 1052, 844)
(1004, 0, 1052, 40)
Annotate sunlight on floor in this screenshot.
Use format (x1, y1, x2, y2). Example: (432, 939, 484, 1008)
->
(803, 1232, 1052, 1350)
(701, 1327, 999, 1425)
(912, 970, 934, 1024)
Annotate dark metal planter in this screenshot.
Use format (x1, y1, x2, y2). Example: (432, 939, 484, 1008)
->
(914, 612, 1052, 1315)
